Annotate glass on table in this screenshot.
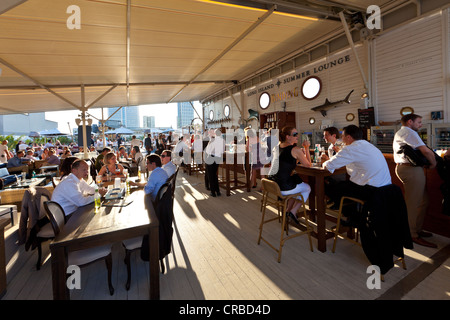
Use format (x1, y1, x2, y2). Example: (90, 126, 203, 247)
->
(95, 175, 103, 186)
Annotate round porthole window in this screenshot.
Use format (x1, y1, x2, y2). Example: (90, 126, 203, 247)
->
(259, 92, 270, 109)
(301, 76, 322, 100)
(209, 110, 214, 121)
(224, 105, 230, 118)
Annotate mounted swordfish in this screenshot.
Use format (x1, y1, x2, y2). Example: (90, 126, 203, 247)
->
(311, 89, 354, 117)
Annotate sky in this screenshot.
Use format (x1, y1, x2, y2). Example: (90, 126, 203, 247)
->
(45, 102, 203, 134)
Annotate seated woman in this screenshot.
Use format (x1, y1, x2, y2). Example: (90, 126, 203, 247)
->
(98, 152, 125, 181)
(267, 126, 312, 225)
(59, 156, 79, 179)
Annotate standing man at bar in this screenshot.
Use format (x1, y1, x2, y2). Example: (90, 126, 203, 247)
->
(205, 129, 225, 197)
(393, 113, 437, 248)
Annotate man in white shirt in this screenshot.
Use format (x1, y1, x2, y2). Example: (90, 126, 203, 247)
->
(321, 126, 343, 160)
(131, 146, 146, 173)
(51, 159, 107, 217)
(323, 125, 391, 212)
(393, 113, 437, 248)
(0, 140, 11, 163)
(321, 126, 345, 209)
(130, 135, 142, 150)
(173, 135, 189, 165)
(205, 129, 225, 197)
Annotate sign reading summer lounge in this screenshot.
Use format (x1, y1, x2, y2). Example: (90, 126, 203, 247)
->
(246, 54, 351, 100)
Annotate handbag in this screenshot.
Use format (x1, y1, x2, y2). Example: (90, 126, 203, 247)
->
(397, 144, 438, 167)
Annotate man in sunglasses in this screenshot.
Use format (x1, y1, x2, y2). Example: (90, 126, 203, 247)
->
(161, 150, 177, 177)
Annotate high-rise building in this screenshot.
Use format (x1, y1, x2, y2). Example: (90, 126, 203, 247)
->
(177, 102, 194, 129)
(143, 116, 155, 128)
(107, 106, 140, 129)
(0, 113, 57, 135)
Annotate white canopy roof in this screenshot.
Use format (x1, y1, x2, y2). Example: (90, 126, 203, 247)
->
(0, 0, 401, 115)
(105, 127, 134, 135)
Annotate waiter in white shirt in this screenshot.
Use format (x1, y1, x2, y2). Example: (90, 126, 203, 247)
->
(51, 160, 107, 217)
(393, 113, 437, 248)
(323, 125, 391, 210)
(205, 129, 225, 197)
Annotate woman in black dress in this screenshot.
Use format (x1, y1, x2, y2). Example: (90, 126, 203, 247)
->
(268, 126, 312, 224)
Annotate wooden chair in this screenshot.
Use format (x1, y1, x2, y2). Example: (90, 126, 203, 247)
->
(332, 196, 406, 281)
(122, 182, 173, 290)
(43, 201, 115, 295)
(257, 178, 313, 263)
(331, 196, 365, 252)
(51, 176, 61, 188)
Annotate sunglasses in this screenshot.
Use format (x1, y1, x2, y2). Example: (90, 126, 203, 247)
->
(161, 155, 167, 158)
(291, 132, 299, 137)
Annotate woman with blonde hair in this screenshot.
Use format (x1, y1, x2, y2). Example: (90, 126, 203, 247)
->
(268, 126, 312, 224)
(98, 152, 125, 181)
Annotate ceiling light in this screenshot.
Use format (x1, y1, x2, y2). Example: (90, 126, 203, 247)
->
(196, 0, 318, 21)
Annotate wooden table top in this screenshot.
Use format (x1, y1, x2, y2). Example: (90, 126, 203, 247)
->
(295, 164, 347, 177)
(50, 190, 158, 251)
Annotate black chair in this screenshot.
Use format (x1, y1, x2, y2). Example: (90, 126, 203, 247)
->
(122, 182, 173, 290)
(44, 201, 115, 295)
(34, 193, 52, 270)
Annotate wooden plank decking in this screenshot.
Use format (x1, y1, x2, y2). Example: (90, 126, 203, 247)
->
(1, 170, 450, 301)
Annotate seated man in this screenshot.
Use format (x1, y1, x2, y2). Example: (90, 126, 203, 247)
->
(44, 149, 61, 166)
(116, 146, 128, 160)
(130, 154, 168, 201)
(131, 146, 145, 174)
(7, 150, 31, 170)
(320, 126, 346, 209)
(95, 147, 111, 172)
(161, 150, 177, 177)
(322, 125, 392, 219)
(51, 159, 107, 217)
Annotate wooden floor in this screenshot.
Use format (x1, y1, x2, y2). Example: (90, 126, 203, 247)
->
(2, 170, 450, 300)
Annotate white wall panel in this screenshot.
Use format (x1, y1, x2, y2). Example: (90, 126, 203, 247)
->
(374, 12, 445, 123)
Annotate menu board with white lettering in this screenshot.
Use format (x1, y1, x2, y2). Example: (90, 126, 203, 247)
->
(358, 107, 375, 128)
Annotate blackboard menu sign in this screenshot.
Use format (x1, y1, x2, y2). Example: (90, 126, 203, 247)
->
(358, 107, 375, 128)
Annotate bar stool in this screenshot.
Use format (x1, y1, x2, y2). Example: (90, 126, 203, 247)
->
(257, 178, 313, 263)
(331, 196, 365, 253)
(331, 196, 406, 281)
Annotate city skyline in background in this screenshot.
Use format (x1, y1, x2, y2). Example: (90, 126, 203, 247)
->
(44, 101, 203, 135)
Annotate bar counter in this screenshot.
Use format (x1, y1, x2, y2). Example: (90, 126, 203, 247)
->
(383, 154, 450, 238)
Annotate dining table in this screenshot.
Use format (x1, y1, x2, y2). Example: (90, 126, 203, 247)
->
(295, 164, 347, 252)
(3, 177, 46, 189)
(49, 189, 160, 300)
